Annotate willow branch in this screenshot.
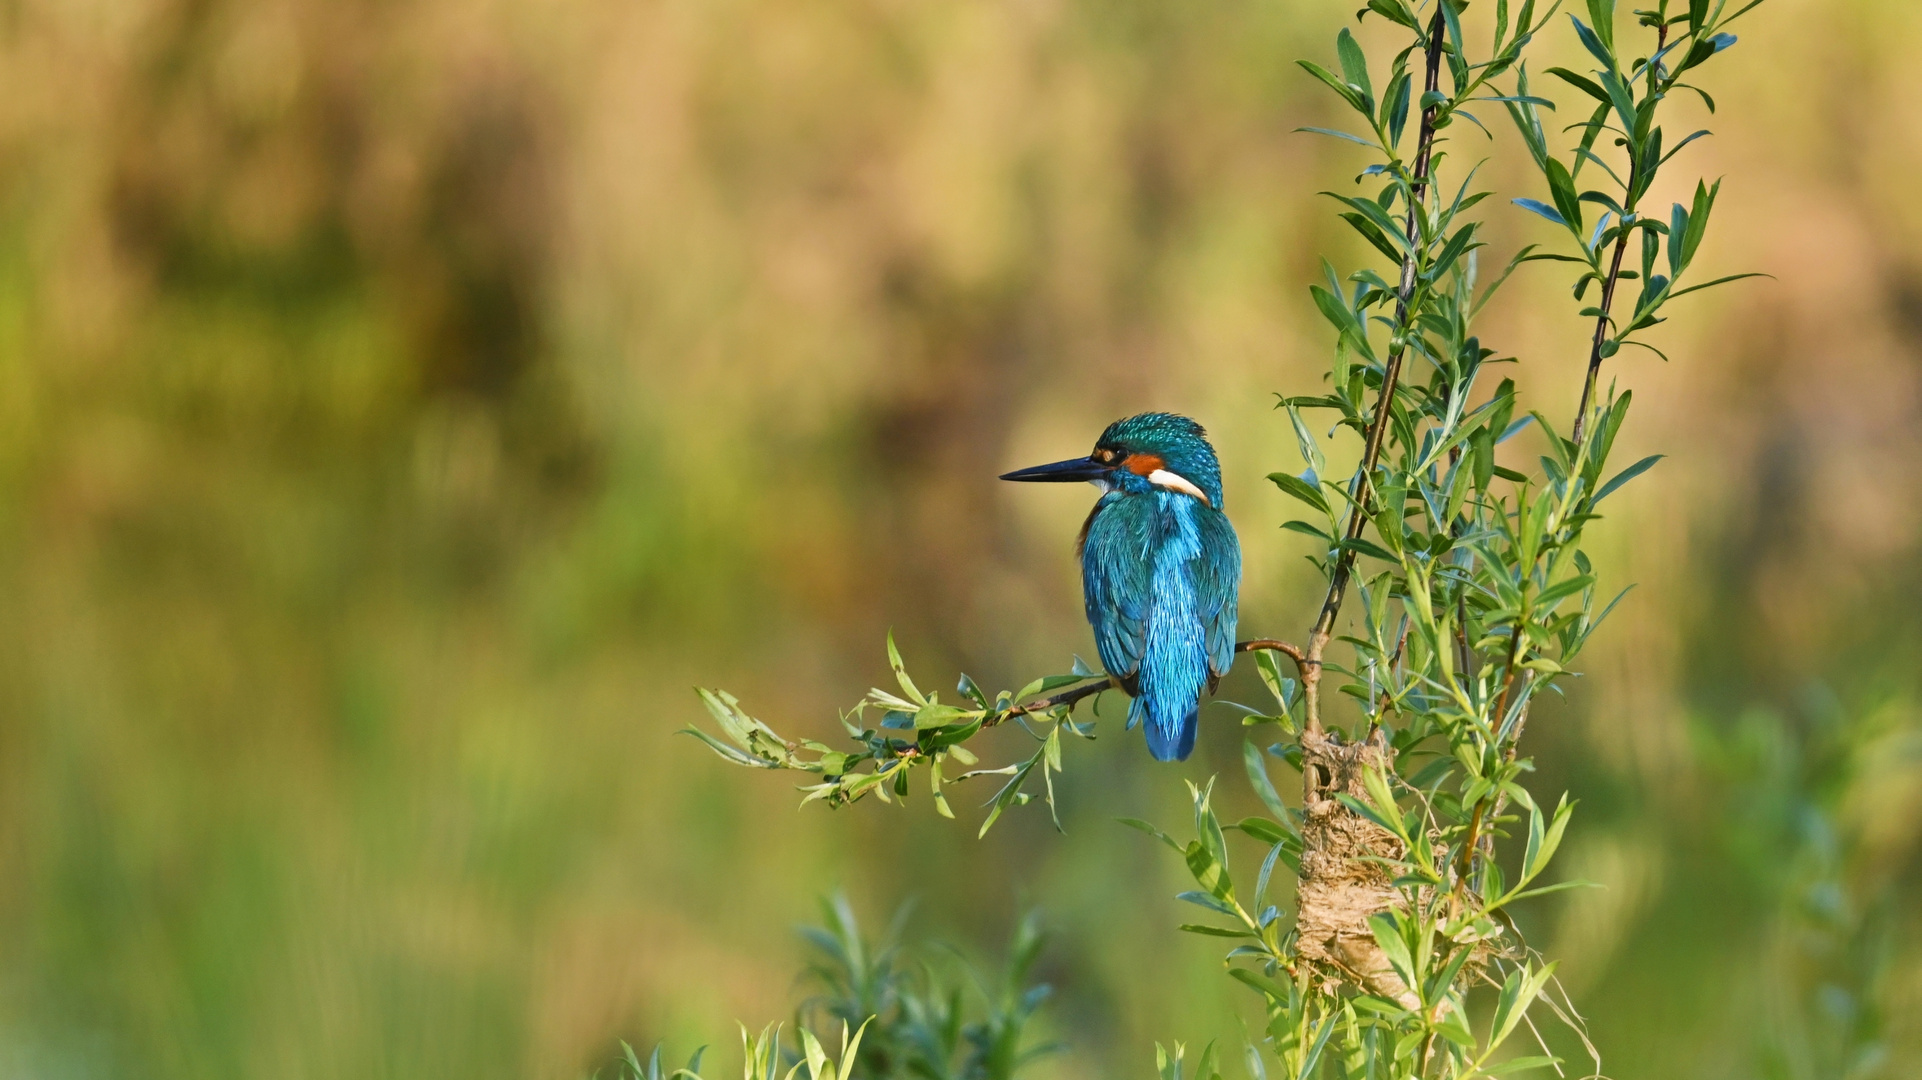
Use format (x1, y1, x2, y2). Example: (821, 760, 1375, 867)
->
(1570, 22, 1665, 448)
(1236, 638, 1311, 675)
(1456, 624, 1526, 881)
(983, 676, 1117, 728)
(1302, 7, 1447, 751)
(1569, 233, 1631, 447)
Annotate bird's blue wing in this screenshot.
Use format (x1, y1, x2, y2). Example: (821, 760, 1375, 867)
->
(1080, 493, 1153, 685)
(1195, 505, 1241, 680)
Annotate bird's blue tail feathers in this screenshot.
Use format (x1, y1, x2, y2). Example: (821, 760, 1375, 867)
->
(1130, 693, 1199, 762)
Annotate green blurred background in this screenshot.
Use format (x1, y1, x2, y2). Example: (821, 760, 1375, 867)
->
(0, 0, 1916, 1076)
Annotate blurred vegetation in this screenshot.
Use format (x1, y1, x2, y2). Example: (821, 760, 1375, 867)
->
(0, 0, 1914, 1077)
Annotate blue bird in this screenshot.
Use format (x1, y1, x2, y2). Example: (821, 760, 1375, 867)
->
(1001, 413, 1241, 761)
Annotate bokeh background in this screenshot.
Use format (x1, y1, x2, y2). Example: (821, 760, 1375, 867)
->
(0, 0, 1916, 1076)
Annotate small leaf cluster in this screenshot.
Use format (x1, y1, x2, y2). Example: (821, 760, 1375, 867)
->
(1145, 771, 1584, 1080)
(607, 1021, 866, 1080)
(797, 896, 1060, 1080)
(616, 899, 1058, 1080)
(688, 635, 1111, 836)
(1509, 0, 1767, 364)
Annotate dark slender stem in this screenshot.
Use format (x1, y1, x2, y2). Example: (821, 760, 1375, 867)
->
(985, 676, 1117, 728)
(1571, 21, 1666, 448)
(1302, 8, 1448, 755)
(1569, 233, 1631, 447)
(1456, 625, 1526, 881)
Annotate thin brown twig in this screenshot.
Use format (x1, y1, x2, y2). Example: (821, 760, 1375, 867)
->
(1570, 21, 1666, 448)
(1301, 8, 1447, 770)
(1569, 232, 1631, 447)
(983, 676, 1117, 728)
(1235, 638, 1311, 674)
(1456, 624, 1526, 881)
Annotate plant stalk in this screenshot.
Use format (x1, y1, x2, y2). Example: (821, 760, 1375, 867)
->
(1302, 8, 1447, 762)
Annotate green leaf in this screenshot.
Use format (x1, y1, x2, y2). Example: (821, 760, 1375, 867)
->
(680, 725, 776, 768)
(1015, 672, 1087, 701)
(1365, 0, 1421, 28)
(1569, 16, 1614, 70)
(1544, 66, 1609, 105)
(1176, 890, 1237, 916)
(1235, 816, 1289, 845)
(1512, 198, 1566, 227)
(1268, 472, 1331, 515)
(885, 632, 926, 706)
(1297, 61, 1366, 112)
(1533, 574, 1595, 609)
(1287, 403, 1327, 475)
(1584, 0, 1615, 52)
(1384, 70, 1413, 147)
(1118, 817, 1185, 853)
(1366, 912, 1418, 988)
(1296, 126, 1380, 149)
(1295, 1013, 1341, 1080)
(1339, 537, 1399, 563)
(1665, 272, 1768, 302)
(1489, 962, 1558, 1051)
(1360, 764, 1408, 840)
(1544, 157, 1583, 232)
(1593, 454, 1662, 503)
(1280, 519, 1333, 542)
(1245, 740, 1292, 823)
(1487, 1055, 1564, 1076)
(1179, 923, 1253, 938)
(1341, 212, 1408, 264)
(1252, 650, 1297, 717)
(1335, 28, 1374, 109)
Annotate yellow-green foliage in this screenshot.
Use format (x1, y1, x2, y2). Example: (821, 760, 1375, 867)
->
(0, 0, 1913, 1078)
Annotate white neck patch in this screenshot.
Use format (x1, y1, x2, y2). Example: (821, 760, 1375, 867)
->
(1147, 469, 1211, 506)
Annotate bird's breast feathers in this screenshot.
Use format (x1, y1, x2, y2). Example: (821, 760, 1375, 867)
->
(1080, 489, 1240, 684)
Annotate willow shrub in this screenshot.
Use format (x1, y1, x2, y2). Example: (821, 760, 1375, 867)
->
(685, 1, 1769, 1077)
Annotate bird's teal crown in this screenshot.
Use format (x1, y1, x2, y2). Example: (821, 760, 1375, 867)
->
(1093, 413, 1225, 508)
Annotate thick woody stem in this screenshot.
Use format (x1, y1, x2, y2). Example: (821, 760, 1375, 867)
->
(1302, 8, 1447, 763)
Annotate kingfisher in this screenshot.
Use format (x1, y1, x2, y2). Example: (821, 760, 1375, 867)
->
(1000, 413, 1240, 761)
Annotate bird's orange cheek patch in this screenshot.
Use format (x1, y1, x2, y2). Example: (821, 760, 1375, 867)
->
(1124, 453, 1165, 476)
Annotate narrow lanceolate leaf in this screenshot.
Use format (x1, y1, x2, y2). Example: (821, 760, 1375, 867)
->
(1569, 16, 1614, 70)
(1287, 403, 1327, 475)
(1366, 912, 1417, 989)
(1584, 0, 1615, 53)
(1513, 198, 1567, 227)
(1297, 126, 1380, 149)
(1488, 961, 1559, 1051)
(886, 631, 927, 705)
(1365, 0, 1420, 28)
(1268, 472, 1331, 515)
(1544, 158, 1583, 232)
(1335, 28, 1374, 109)
(1544, 66, 1609, 105)
(1359, 764, 1407, 840)
(1593, 454, 1663, 503)
(1244, 740, 1292, 823)
(1298, 61, 1367, 112)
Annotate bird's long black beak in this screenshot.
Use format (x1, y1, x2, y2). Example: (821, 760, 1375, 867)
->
(999, 456, 1111, 483)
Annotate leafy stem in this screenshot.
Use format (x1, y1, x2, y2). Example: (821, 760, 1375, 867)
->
(1304, 6, 1447, 750)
